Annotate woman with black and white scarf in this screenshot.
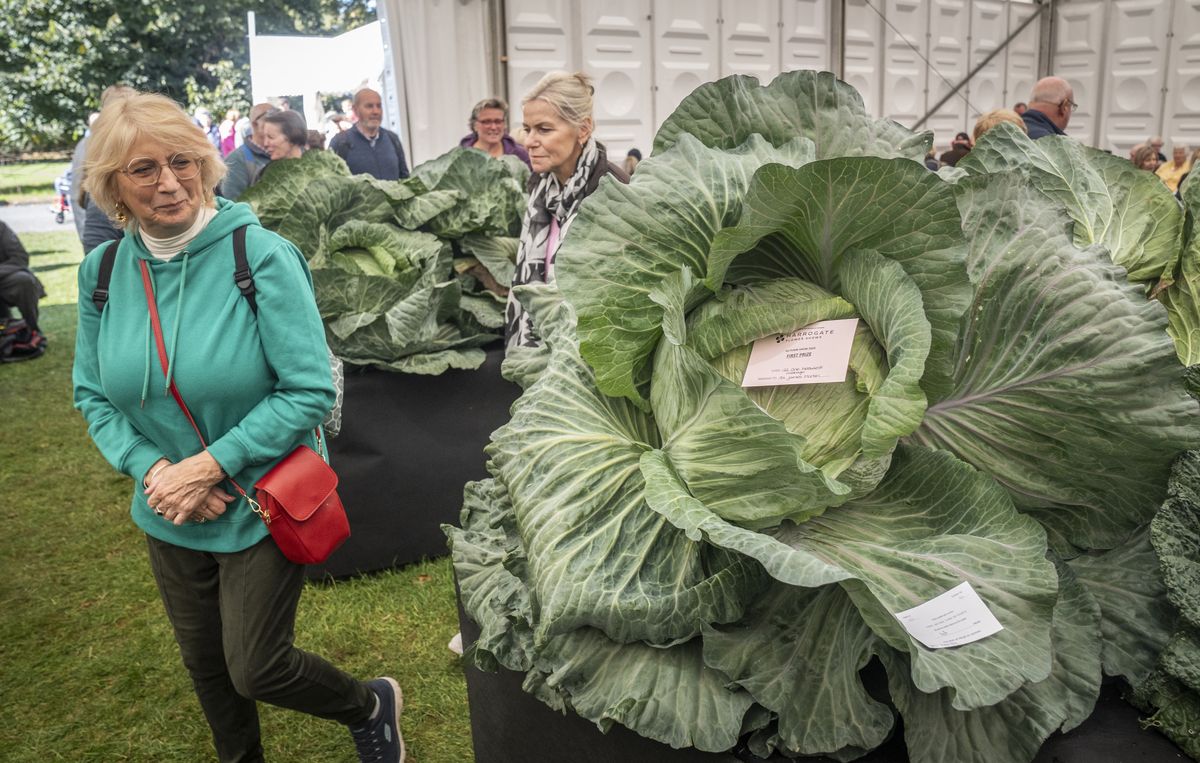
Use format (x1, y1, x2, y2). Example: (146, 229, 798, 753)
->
(504, 71, 629, 352)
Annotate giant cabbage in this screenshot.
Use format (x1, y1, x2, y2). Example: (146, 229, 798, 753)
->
(240, 147, 525, 374)
(447, 71, 1200, 762)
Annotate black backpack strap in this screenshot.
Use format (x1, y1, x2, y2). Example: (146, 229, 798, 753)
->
(232, 225, 257, 315)
(92, 238, 121, 312)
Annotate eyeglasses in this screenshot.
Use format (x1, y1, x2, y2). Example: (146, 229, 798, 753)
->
(1062, 99, 1079, 112)
(121, 153, 202, 186)
(475, 118, 506, 127)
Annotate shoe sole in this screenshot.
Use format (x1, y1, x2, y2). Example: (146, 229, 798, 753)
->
(381, 676, 405, 763)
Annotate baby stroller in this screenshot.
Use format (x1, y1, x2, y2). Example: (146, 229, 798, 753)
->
(50, 171, 71, 224)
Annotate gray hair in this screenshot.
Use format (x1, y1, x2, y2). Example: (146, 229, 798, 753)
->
(1030, 77, 1072, 105)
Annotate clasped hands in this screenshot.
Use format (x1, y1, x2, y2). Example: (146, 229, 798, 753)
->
(144, 451, 235, 526)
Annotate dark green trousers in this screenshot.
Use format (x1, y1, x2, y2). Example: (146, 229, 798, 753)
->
(146, 535, 374, 763)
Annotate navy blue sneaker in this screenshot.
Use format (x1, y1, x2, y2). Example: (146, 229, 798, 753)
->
(349, 677, 405, 763)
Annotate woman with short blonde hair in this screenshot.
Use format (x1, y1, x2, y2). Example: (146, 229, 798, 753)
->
(522, 71, 595, 132)
(74, 90, 405, 763)
(84, 93, 226, 228)
(972, 108, 1028, 143)
(505, 71, 629, 351)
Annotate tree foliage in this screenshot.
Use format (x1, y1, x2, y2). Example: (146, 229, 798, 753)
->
(0, 0, 375, 152)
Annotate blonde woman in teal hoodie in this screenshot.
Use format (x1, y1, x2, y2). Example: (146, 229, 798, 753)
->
(74, 91, 405, 763)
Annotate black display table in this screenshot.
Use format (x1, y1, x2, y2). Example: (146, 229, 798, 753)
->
(306, 347, 519, 579)
(456, 599, 1189, 763)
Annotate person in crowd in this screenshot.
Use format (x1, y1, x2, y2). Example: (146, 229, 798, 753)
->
(340, 97, 357, 123)
(973, 108, 1027, 143)
(70, 112, 101, 242)
(623, 148, 642, 176)
(1132, 145, 1161, 172)
(221, 103, 277, 200)
(82, 192, 125, 252)
(329, 88, 409, 180)
(74, 90, 405, 763)
(458, 97, 531, 167)
(323, 112, 352, 145)
(506, 70, 629, 351)
(218, 109, 240, 157)
(306, 129, 327, 151)
(1157, 144, 1192, 193)
(924, 148, 939, 171)
(1021, 77, 1076, 139)
(939, 132, 973, 167)
(194, 107, 221, 151)
(0, 220, 46, 351)
(74, 85, 137, 251)
(1148, 135, 1167, 163)
(260, 110, 307, 162)
(1180, 147, 1200, 197)
(233, 115, 251, 151)
(242, 110, 309, 189)
(1013, 102, 1028, 115)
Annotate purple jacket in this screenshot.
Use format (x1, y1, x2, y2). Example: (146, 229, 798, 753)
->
(459, 133, 532, 168)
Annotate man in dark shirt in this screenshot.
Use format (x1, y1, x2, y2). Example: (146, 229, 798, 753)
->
(329, 88, 409, 180)
(1021, 77, 1075, 140)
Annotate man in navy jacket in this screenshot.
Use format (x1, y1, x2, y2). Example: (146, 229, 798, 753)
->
(1021, 77, 1076, 140)
(329, 88, 409, 180)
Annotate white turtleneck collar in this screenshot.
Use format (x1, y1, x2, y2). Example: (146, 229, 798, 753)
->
(140, 205, 218, 261)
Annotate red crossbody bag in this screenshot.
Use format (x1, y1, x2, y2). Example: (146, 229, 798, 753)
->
(139, 259, 350, 564)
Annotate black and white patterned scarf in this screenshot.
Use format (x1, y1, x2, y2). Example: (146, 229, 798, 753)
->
(505, 136, 600, 351)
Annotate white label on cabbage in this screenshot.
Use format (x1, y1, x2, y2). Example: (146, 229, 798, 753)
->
(741, 318, 859, 387)
(893, 581, 1004, 649)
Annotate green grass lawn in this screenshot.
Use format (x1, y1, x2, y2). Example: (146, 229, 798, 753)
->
(0, 231, 474, 762)
(0, 160, 71, 205)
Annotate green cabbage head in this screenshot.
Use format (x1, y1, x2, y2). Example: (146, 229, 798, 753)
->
(448, 71, 1200, 762)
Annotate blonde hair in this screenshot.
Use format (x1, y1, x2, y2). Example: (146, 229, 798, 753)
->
(973, 109, 1027, 142)
(522, 71, 594, 129)
(83, 91, 226, 227)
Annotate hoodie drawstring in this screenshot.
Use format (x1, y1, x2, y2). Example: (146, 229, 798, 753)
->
(138, 252, 190, 406)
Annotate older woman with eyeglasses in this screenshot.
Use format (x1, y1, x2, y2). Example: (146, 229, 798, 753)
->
(458, 97, 531, 167)
(74, 91, 405, 763)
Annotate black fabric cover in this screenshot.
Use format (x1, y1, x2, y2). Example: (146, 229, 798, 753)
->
(457, 595, 1186, 763)
(306, 347, 518, 579)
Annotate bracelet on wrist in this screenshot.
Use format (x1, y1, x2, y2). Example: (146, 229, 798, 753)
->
(144, 462, 168, 488)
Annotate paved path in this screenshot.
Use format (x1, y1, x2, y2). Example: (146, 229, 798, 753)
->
(0, 201, 75, 234)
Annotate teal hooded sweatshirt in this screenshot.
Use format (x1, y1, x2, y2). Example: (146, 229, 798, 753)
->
(74, 198, 335, 552)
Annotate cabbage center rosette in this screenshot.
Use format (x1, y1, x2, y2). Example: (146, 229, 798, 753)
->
(448, 71, 1200, 763)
